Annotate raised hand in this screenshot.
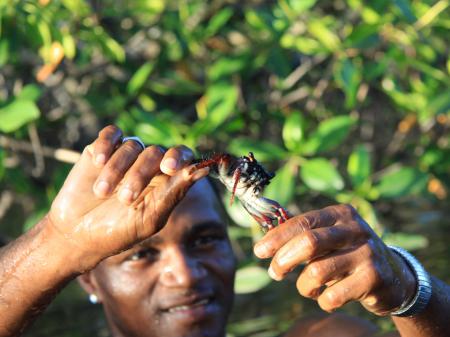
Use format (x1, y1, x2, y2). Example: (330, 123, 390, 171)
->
(48, 125, 209, 271)
(254, 204, 417, 316)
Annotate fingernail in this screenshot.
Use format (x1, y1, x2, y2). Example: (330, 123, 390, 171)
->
(268, 266, 281, 281)
(254, 243, 269, 258)
(119, 187, 135, 203)
(95, 154, 106, 166)
(95, 180, 110, 196)
(162, 158, 177, 171)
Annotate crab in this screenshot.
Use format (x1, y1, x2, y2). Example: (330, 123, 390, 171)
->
(194, 152, 290, 231)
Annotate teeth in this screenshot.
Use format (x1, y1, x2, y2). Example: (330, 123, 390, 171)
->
(167, 299, 210, 313)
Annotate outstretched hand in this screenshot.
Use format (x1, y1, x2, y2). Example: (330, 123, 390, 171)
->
(47, 125, 209, 271)
(254, 204, 417, 316)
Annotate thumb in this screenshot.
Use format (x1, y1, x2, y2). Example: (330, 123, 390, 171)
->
(139, 164, 210, 236)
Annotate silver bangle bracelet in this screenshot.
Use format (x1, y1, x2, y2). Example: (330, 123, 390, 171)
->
(388, 245, 432, 317)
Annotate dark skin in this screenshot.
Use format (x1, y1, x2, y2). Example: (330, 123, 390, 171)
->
(78, 180, 236, 337)
(0, 125, 449, 337)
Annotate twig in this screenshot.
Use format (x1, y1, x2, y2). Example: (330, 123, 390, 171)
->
(0, 190, 13, 221)
(0, 135, 80, 164)
(281, 55, 327, 90)
(279, 86, 310, 108)
(28, 123, 45, 177)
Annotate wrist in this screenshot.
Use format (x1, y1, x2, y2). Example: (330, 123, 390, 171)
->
(388, 245, 432, 317)
(41, 213, 102, 274)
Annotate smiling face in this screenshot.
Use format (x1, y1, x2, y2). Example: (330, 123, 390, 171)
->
(79, 179, 236, 337)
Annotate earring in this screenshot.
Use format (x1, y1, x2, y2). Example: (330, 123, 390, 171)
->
(89, 294, 98, 304)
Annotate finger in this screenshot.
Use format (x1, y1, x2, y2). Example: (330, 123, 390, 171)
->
(117, 145, 166, 204)
(93, 139, 144, 197)
(137, 164, 210, 238)
(160, 145, 195, 176)
(317, 262, 384, 312)
(268, 222, 369, 280)
(296, 245, 369, 299)
(254, 206, 338, 259)
(89, 125, 123, 167)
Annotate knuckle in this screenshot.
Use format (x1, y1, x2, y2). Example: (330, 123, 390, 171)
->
(301, 231, 319, 258)
(144, 145, 165, 159)
(340, 204, 356, 217)
(308, 263, 323, 279)
(295, 214, 313, 231)
(365, 262, 384, 288)
(123, 172, 144, 187)
(320, 290, 342, 311)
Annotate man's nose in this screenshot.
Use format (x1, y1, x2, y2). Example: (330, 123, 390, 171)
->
(159, 247, 207, 288)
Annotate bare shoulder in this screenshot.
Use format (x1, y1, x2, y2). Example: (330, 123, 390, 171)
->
(283, 312, 394, 337)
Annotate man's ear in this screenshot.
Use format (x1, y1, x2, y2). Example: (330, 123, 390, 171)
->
(77, 271, 102, 303)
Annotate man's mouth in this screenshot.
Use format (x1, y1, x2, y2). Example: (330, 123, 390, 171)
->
(165, 297, 212, 313)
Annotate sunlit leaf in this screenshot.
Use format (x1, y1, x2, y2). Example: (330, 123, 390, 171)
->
(282, 112, 305, 152)
(235, 265, 271, 294)
(127, 62, 155, 95)
(287, 0, 317, 13)
(0, 100, 40, 133)
(375, 166, 428, 198)
(347, 144, 371, 188)
(303, 116, 356, 155)
(16, 84, 42, 102)
(300, 158, 344, 193)
(308, 19, 340, 51)
(205, 7, 233, 37)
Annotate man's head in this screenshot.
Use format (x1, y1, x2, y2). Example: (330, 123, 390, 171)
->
(78, 178, 236, 337)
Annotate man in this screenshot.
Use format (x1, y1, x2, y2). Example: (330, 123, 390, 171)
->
(0, 125, 449, 337)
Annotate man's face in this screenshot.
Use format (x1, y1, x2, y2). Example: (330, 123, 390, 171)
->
(88, 179, 236, 337)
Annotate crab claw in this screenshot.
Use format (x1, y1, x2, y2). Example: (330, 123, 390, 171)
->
(241, 197, 290, 232)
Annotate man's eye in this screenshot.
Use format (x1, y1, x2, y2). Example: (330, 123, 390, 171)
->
(193, 234, 223, 248)
(128, 249, 158, 262)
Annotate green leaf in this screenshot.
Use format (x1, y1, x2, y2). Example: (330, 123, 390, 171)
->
(204, 7, 233, 37)
(0, 39, 9, 66)
(228, 138, 286, 161)
(0, 100, 40, 133)
(127, 62, 155, 95)
(376, 166, 428, 198)
(208, 54, 249, 81)
(62, 33, 76, 59)
(234, 265, 271, 294)
(303, 116, 356, 155)
(347, 145, 371, 188)
(308, 19, 340, 51)
(393, 0, 417, 23)
(383, 232, 429, 251)
(334, 58, 361, 108)
(287, 0, 317, 14)
(190, 82, 238, 139)
(300, 158, 344, 193)
(264, 160, 296, 206)
(16, 84, 42, 102)
(282, 112, 305, 152)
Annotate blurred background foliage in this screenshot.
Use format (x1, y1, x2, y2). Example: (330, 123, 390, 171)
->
(0, 0, 449, 336)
